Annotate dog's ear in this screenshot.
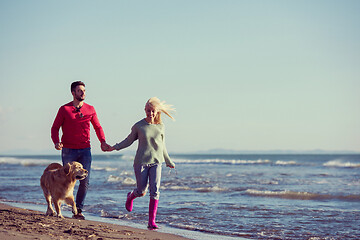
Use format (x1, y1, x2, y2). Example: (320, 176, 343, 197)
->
(63, 163, 71, 175)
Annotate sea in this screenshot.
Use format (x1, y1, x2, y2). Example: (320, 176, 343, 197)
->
(0, 153, 359, 240)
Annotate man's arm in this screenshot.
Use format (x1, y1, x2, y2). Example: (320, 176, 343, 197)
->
(90, 109, 112, 151)
(51, 107, 64, 150)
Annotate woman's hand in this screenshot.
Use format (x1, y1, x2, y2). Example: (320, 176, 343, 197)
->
(166, 164, 175, 168)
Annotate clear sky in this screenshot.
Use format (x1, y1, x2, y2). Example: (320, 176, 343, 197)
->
(0, 0, 359, 154)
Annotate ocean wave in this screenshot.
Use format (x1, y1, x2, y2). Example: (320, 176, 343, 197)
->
(100, 210, 129, 219)
(323, 160, 360, 168)
(107, 175, 136, 185)
(275, 160, 299, 165)
(173, 158, 271, 165)
(259, 180, 279, 185)
(168, 222, 249, 238)
(0, 157, 55, 166)
(119, 155, 135, 161)
(92, 166, 118, 172)
(164, 185, 227, 193)
(245, 189, 360, 201)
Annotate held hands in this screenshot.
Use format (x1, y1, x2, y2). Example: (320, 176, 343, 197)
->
(101, 141, 115, 152)
(55, 142, 115, 152)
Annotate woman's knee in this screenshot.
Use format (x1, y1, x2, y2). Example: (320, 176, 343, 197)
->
(135, 191, 146, 197)
(134, 189, 147, 197)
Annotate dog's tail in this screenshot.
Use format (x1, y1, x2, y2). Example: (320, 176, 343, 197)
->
(43, 163, 62, 172)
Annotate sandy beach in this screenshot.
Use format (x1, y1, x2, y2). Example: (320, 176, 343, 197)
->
(0, 203, 189, 240)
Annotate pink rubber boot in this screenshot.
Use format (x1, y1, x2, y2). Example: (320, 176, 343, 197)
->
(125, 191, 136, 212)
(148, 199, 159, 230)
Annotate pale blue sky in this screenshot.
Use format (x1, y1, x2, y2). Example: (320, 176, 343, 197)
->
(0, 0, 359, 154)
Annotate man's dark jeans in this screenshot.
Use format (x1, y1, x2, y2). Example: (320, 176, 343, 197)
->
(62, 147, 91, 211)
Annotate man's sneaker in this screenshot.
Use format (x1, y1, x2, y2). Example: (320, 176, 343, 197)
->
(72, 212, 85, 220)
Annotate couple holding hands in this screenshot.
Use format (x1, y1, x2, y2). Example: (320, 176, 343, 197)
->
(51, 81, 175, 230)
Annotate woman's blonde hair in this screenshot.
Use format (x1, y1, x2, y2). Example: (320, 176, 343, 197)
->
(145, 97, 175, 124)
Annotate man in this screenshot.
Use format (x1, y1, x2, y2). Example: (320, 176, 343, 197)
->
(51, 81, 111, 219)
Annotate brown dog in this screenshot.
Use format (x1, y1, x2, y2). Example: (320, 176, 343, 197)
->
(40, 162, 88, 218)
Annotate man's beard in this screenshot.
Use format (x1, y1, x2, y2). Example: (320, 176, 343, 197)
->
(76, 96, 85, 102)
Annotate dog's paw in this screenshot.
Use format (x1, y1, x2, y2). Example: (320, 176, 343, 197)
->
(45, 211, 56, 217)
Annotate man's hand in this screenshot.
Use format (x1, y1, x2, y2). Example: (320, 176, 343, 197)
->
(55, 142, 63, 150)
(101, 141, 113, 152)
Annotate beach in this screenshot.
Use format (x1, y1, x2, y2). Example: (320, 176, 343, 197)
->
(0, 202, 189, 240)
(1, 154, 359, 239)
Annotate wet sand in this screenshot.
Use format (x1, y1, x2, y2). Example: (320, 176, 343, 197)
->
(0, 203, 190, 240)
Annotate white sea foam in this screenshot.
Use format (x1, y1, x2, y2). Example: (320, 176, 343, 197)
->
(119, 155, 135, 161)
(164, 186, 192, 191)
(195, 186, 227, 192)
(0, 157, 18, 164)
(275, 160, 298, 165)
(122, 177, 136, 185)
(245, 189, 328, 200)
(118, 171, 133, 176)
(173, 158, 271, 165)
(245, 189, 360, 201)
(107, 175, 136, 185)
(164, 185, 227, 192)
(92, 166, 118, 172)
(0, 157, 55, 166)
(323, 160, 360, 168)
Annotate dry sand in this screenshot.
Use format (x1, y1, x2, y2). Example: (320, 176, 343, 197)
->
(0, 203, 190, 240)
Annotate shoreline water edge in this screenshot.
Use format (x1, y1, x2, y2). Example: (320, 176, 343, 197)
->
(0, 201, 248, 240)
(0, 202, 190, 240)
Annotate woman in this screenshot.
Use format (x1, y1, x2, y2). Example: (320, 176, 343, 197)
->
(111, 97, 175, 230)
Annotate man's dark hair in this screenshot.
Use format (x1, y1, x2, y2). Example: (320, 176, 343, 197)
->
(71, 81, 85, 92)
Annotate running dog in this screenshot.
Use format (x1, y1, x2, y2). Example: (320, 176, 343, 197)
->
(40, 162, 88, 218)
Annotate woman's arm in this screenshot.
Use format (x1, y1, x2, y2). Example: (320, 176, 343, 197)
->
(113, 125, 138, 151)
(162, 133, 175, 168)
